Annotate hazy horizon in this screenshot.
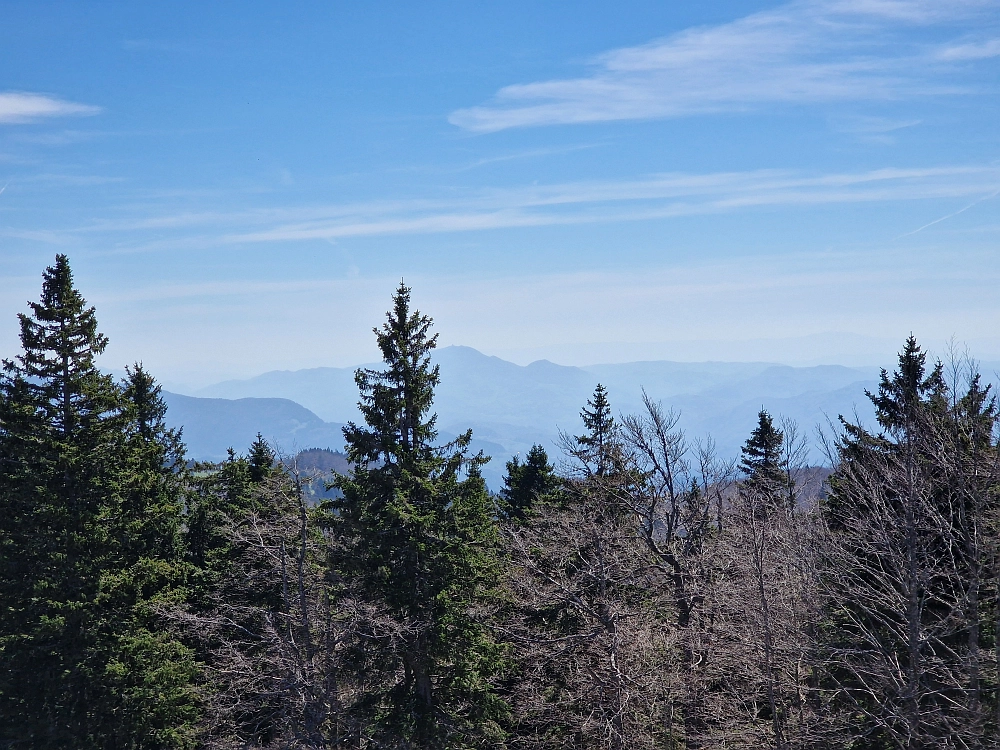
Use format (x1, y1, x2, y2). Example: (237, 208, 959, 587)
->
(142, 335, 1000, 394)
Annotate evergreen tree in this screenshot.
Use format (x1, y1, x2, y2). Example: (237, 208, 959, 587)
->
(499, 444, 561, 521)
(331, 282, 507, 749)
(116, 364, 188, 561)
(92, 364, 199, 748)
(247, 432, 275, 483)
(572, 384, 622, 477)
(184, 445, 267, 583)
(869, 335, 946, 434)
(0, 254, 121, 744)
(822, 337, 1000, 747)
(739, 409, 786, 486)
(0, 256, 198, 748)
(739, 409, 793, 519)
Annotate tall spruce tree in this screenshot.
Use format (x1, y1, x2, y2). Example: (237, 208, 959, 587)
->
(740, 410, 786, 487)
(822, 337, 1000, 748)
(0, 254, 121, 744)
(499, 444, 561, 521)
(869, 335, 946, 433)
(0, 256, 198, 748)
(738, 409, 792, 521)
(247, 432, 276, 483)
(93, 364, 199, 749)
(572, 384, 622, 478)
(115, 364, 188, 563)
(330, 282, 506, 749)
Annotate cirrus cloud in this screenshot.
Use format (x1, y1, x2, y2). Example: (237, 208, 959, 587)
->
(450, 0, 1000, 132)
(0, 92, 101, 124)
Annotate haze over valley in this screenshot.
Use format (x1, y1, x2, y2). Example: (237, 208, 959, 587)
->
(164, 344, 912, 487)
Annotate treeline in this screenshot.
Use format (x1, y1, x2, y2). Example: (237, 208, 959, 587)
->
(1, 255, 998, 750)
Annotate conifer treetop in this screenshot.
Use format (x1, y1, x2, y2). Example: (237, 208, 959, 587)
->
(574, 383, 619, 476)
(347, 281, 443, 466)
(739, 409, 785, 483)
(501, 443, 560, 520)
(247, 432, 276, 483)
(869, 334, 945, 432)
(16, 254, 108, 375)
(123, 363, 166, 440)
(5, 254, 115, 438)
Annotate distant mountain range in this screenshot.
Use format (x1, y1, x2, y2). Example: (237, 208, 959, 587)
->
(162, 392, 347, 463)
(162, 346, 907, 489)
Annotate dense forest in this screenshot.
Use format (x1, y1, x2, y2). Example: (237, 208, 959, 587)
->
(1, 255, 998, 750)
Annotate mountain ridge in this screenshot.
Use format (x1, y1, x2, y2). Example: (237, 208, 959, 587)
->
(167, 347, 892, 488)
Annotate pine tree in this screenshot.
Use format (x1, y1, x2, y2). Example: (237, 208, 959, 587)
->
(499, 444, 561, 521)
(0, 256, 198, 748)
(331, 282, 507, 749)
(740, 410, 786, 487)
(93, 364, 199, 748)
(573, 384, 621, 477)
(184, 444, 267, 584)
(247, 432, 276, 483)
(868, 335, 946, 433)
(822, 337, 1000, 747)
(116, 364, 188, 561)
(0, 254, 121, 744)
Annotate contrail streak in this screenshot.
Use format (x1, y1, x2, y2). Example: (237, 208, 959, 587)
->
(896, 186, 1000, 239)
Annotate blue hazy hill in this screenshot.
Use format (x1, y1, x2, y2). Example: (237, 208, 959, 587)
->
(161, 392, 347, 462)
(172, 346, 895, 487)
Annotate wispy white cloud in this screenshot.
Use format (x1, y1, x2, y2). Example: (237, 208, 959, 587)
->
(19, 173, 125, 186)
(455, 143, 603, 171)
(10, 163, 997, 251)
(825, 0, 994, 23)
(449, 0, 999, 132)
(11, 129, 98, 146)
(936, 38, 1000, 60)
(221, 165, 1000, 243)
(0, 228, 73, 244)
(0, 92, 101, 124)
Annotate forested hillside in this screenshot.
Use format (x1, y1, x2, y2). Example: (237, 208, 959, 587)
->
(2, 256, 998, 749)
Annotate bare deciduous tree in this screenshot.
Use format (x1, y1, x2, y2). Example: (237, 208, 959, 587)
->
(619, 392, 733, 748)
(708, 476, 840, 750)
(174, 465, 354, 749)
(502, 492, 673, 750)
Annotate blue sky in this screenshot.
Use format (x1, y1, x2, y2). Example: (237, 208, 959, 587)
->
(1, 0, 998, 386)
